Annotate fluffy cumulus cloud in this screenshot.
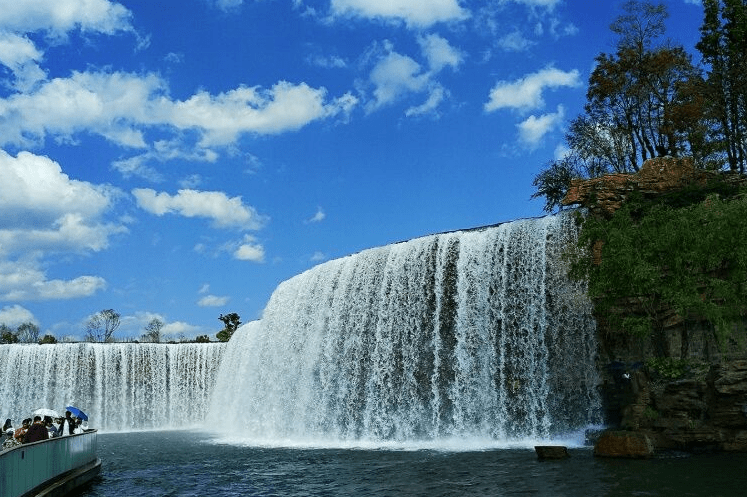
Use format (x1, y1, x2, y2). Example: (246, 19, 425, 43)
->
(132, 188, 267, 230)
(233, 235, 265, 262)
(365, 36, 462, 115)
(0, 71, 358, 155)
(0, 261, 107, 301)
(198, 294, 230, 307)
(0, 0, 133, 89)
(0, 304, 38, 327)
(517, 104, 565, 147)
(0, 0, 133, 35)
(0, 149, 125, 255)
(484, 66, 580, 112)
(329, 0, 469, 27)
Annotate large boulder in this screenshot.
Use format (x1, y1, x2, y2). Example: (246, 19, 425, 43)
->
(594, 430, 655, 458)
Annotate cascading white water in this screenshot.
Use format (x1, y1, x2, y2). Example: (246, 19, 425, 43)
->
(0, 343, 225, 432)
(209, 212, 602, 445)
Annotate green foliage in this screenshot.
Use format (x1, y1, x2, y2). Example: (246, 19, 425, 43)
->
(216, 312, 241, 342)
(646, 357, 690, 380)
(39, 334, 57, 344)
(194, 335, 211, 343)
(573, 183, 747, 350)
(0, 324, 18, 344)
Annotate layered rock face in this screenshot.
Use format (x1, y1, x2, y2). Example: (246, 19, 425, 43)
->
(562, 156, 727, 217)
(564, 156, 747, 455)
(608, 362, 747, 453)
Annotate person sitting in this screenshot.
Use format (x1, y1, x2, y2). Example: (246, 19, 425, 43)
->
(2, 418, 12, 433)
(24, 416, 49, 444)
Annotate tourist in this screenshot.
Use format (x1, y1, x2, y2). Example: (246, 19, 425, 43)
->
(24, 416, 49, 443)
(3, 418, 12, 432)
(60, 411, 75, 436)
(45, 416, 60, 437)
(14, 418, 30, 442)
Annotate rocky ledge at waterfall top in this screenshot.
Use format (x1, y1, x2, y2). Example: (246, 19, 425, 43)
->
(561, 156, 747, 457)
(561, 156, 746, 217)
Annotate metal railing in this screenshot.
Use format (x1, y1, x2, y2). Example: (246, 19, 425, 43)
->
(0, 430, 98, 497)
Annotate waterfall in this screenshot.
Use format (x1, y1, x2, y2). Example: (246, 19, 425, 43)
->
(0, 343, 225, 432)
(209, 212, 602, 445)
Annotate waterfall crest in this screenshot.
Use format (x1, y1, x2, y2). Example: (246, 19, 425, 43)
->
(209, 212, 601, 444)
(0, 343, 225, 432)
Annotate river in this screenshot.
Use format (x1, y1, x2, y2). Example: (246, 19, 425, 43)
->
(79, 430, 747, 496)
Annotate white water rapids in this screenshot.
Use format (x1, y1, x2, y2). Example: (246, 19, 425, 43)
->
(209, 212, 602, 444)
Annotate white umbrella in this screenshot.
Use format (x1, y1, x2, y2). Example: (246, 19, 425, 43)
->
(33, 408, 61, 419)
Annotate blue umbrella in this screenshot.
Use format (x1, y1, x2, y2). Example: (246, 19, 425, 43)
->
(65, 405, 88, 421)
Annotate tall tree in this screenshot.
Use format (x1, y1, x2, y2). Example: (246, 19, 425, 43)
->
(216, 313, 241, 342)
(141, 318, 165, 343)
(85, 309, 121, 343)
(16, 322, 40, 343)
(697, 0, 747, 173)
(532, 0, 705, 211)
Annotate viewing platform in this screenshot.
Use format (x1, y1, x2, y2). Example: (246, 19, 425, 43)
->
(0, 430, 100, 497)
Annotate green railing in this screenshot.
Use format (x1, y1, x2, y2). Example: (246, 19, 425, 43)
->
(0, 430, 98, 497)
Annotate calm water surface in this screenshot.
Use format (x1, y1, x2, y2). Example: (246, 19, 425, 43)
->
(79, 431, 747, 496)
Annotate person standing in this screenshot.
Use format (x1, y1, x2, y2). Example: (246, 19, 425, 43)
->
(24, 416, 49, 443)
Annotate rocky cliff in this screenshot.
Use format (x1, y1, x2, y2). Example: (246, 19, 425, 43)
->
(563, 156, 747, 456)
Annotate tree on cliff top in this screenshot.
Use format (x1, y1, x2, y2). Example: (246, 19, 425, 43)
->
(532, 0, 705, 212)
(697, 0, 747, 173)
(216, 312, 241, 342)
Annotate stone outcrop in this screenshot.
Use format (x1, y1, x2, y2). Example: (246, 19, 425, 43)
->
(597, 360, 747, 455)
(594, 430, 655, 458)
(561, 156, 714, 217)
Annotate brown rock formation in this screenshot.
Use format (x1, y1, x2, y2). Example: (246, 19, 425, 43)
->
(594, 430, 655, 458)
(561, 156, 712, 217)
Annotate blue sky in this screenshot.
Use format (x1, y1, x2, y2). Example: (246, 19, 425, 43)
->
(0, 0, 704, 340)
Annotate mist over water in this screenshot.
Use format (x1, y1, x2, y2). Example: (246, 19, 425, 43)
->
(0, 343, 225, 431)
(209, 212, 602, 447)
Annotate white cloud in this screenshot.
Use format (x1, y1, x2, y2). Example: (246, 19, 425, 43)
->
(365, 38, 460, 115)
(308, 207, 326, 223)
(510, 0, 561, 9)
(0, 304, 37, 327)
(405, 86, 446, 117)
(233, 235, 265, 262)
(132, 188, 267, 230)
(417, 33, 464, 72)
(496, 30, 535, 52)
(367, 51, 429, 111)
(310, 251, 326, 262)
(161, 321, 203, 338)
(485, 66, 580, 112)
(0, 0, 133, 36)
(198, 294, 230, 307)
(0, 32, 46, 91)
(0, 149, 126, 255)
(517, 104, 565, 146)
(170, 82, 359, 146)
(329, 0, 469, 27)
(0, 261, 107, 301)
(0, 71, 358, 163)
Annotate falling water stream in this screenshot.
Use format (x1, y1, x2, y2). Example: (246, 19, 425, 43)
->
(208, 211, 602, 445)
(0, 343, 225, 431)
